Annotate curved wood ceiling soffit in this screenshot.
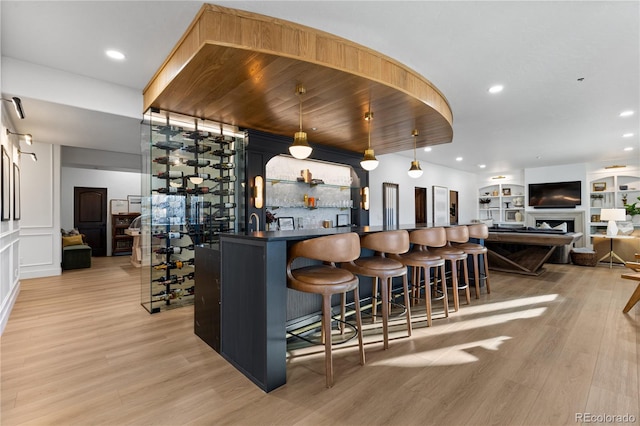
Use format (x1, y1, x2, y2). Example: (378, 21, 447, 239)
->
(143, 4, 453, 155)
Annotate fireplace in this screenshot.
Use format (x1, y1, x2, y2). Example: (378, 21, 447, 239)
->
(525, 210, 586, 263)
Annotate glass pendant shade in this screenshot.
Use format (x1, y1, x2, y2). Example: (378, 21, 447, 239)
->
(289, 130, 312, 159)
(360, 148, 379, 171)
(408, 160, 423, 178)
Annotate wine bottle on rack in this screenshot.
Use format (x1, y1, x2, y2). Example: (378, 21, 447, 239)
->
(213, 215, 236, 222)
(211, 162, 235, 170)
(187, 201, 212, 209)
(212, 175, 237, 183)
(153, 156, 181, 165)
(186, 173, 211, 181)
(212, 202, 236, 209)
(152, 274, 177, 283)
(182, 145, 211, 154)
(155, 125, 182, 136)
(155, 187, 185, 194)
(154, 244, 194, 254)
(185, 159, 210, 167)
(183, 272, 195, 281)
(157, 170, 184, 179)
(212, 189, 234, 196)
(213, 135, 234, 145)
(152, 231, 182, 240)
(184, 130, 212, 140)
(212, 148, 236, 157)
(154, 140, 183, 150)
(186, 187, 210, 194)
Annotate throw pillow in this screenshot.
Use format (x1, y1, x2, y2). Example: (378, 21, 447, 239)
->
(553, 222, 567, 232)
(62, 235, 84, 247)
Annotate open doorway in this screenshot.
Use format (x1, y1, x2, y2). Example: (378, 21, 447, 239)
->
(415, 187, 426, 224)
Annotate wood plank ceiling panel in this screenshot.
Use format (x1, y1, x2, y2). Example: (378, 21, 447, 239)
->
(144, 4, 454, 156)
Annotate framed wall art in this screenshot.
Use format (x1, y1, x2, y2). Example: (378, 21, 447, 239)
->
(13, 164, 20, 221)
(1, 146, 10, 221)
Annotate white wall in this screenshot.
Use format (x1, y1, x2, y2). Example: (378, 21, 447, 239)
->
(19, 142, 62, 280)
(369, 153, 479, 226)
(60, 167, 141, 255)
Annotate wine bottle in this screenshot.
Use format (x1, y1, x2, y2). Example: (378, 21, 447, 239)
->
(212, 202, 236, 209)
(155, 125, 182, 136)
(154, 244, 194, 254)
(153, 156, 181, 165)
(213, 135, 234, 145)
(212, 148, 236, 157)
(213, 189, 234, 196)
(213, 215, 236, 222)
(182, 145, 211, 154)
(152, 231, 182, 240)
(186, 173, 211, 181)
(152, 274, 177, 283)
(154, 140, 183, 150)
(212, 175, 237, 183)
(157, 170, 184, 179)
(186, 187, 210, 194)
(187, 201, 212, 209)
(184, 130, 212, 140)
(211, 162, 235, 170)
(155, 187, 185, 194)
(185, 159, 210, 167)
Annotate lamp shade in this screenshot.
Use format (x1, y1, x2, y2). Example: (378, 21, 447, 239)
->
(600, 208, 626, 222)
(601, 208, 626, 237)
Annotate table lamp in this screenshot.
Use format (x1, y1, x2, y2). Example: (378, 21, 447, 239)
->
(600, 208, 626, 237)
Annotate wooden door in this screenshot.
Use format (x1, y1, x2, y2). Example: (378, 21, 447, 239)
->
(415, 187, 426, 224)
(449, 190, 459, 225)
(74, 187, 107, 256)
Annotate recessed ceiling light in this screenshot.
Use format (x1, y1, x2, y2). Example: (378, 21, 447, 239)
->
(106, 49, 126, 60)
(455, 157, 463, 162)
(478, 164, 486, 168)
(623, 133, 634, 138)
(624, 147, 634, 151)
(619, 110, 634, 117)
(423, 147, 432, 152)
(488, 85, 504, 94)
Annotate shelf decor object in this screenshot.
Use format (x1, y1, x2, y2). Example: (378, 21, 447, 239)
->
(601, 208, 626, 237)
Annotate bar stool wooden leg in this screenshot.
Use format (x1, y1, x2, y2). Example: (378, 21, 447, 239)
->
(472, 253, 481, 299)
(322, 294, 334, 388)
(449, 259, 460, 312)
(483, 253, 491, 294)
(354, 286, 366, 365)
(371, 277, 379, 321)
(462, 260, 471, 305)
(423, 265, 433, 327)
(380, 277, 390, 349)
(440, 263, 449, 318)
(403, 274, 412, 336)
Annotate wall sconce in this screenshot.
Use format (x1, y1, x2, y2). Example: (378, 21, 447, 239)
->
(2, 97, 25, 119)
(253, 175, 264, 208)
(360, 186, 369, 210)
(18, 149, 37, 162)
(6, 129, 32, 145)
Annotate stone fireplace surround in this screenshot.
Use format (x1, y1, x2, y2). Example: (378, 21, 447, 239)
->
(525, 210, 586, 248)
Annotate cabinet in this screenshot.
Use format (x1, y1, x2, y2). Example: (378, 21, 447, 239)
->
(588, 172, 640, 237)
(478, 183, 525, 225)
(111, 213, 140, 256)
(140, 110, 244, 313)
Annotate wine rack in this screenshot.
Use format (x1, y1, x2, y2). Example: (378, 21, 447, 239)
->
(141, 111, 243, 314)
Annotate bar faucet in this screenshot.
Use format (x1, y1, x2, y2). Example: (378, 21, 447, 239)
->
(249, 213, 260, 232)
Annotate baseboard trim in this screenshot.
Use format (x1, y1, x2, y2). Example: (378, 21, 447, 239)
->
(0, 281, 21, 336)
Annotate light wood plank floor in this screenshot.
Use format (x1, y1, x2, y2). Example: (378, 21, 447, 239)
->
(1, 256, 638, 425)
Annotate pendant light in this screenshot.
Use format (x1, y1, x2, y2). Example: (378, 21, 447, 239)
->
(407, 129, 423, 178)
(360, 111, 379, 171)
(288, 84, 312, 159)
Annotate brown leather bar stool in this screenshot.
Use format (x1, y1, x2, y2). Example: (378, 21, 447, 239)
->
(286, 233, 365, 388)
(392, 228, 448, 327)
(429, 226, 470, 312)
(343, 230, 411, 350)
(455, 223, 491, 298)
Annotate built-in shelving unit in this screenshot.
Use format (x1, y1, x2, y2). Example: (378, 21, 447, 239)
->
(588, 171, 640, 236)
(478, 183, 525, 225)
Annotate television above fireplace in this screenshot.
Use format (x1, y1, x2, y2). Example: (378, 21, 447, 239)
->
(528, 180, 581, 208)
